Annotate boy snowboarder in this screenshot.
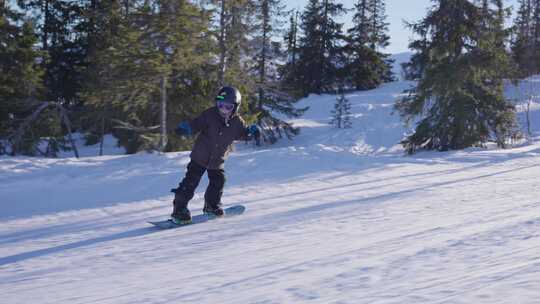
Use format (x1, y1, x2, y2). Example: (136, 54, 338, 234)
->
(171, 86, 260, 224)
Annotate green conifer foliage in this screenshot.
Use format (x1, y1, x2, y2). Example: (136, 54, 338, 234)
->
(250, 0, 306, 144)
(331, 88, 352, 129)
(81, 0, 215, 153)
(511, 0, 540, 76)
(0, 3, 45, 155)
(295, 0, 347, 95)
(395, 0, 518, 154)
(280, 9, 300, 96)
(345, 0, 394, 90)
(17, 0, 87, 105)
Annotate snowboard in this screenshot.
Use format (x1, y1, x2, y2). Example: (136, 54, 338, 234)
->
(148, 205, 245, 229)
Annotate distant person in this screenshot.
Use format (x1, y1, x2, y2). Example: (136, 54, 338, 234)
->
(171, 86, 260, 224)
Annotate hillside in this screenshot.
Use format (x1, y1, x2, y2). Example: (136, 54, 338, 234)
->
(1, 79, 540, 304)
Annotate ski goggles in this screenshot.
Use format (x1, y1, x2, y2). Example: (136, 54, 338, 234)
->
(217, 101, 234, 112)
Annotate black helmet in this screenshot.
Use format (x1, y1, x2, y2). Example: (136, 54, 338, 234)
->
(215, 86, 241, 108)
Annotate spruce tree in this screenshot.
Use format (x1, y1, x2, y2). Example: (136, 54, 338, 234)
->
(395, 0, 518, 154)
(512, 0, 540, 76)
(330, 88, 352, 129)
(18, 0, 87, 106)
(296, 0, 347, 95)
(78, 0, 121, 149)
(81, 0, 215, 153)
(345, 0, 394, 90)
(81, 1, 158, 153)
(250, 0, 306, 144)
(280, 9, 300, 96)
(477, 0, 518, 145)
(368, 0, 393, 82)
(0, 2, 44, 155)
(213, 0, 255, 90)
(532, 0, 540, 74)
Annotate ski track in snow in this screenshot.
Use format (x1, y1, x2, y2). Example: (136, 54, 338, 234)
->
(2, 80, 540, 303)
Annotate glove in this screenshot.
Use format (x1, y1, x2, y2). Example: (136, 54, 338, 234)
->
(175, 121, 192, 136)
(247, 124, 261, 146)
(247, 124, 260, 137)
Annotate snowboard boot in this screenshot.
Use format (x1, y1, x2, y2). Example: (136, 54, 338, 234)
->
(203, 202, 224, 217)
(171, 206, 192, 225)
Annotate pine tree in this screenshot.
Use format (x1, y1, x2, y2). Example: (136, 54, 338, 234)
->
(81, 0, 216, 153)
(512, 0, 540, 76)
(296, 0, 347, 95)
(476, 0, 518, 145)
(213, 0, 255, 90)
(395, 0, 518, 154)
(0, 2, 45, 155)
(249, 0, 306, 144)
(345, 0, 394, 90)
(330, 87, 352, 129)
(18, 0, 87, 106)
(11, 0, 91, 156)
(280, 9, 300, 96)
(216, 0, 228, 87)
(401, 39, 429, 80)
(251, 0, 285, 84)
(78, 0, 122, 151)
(80, 1, 158, 153)
(534, 0, 540, 73)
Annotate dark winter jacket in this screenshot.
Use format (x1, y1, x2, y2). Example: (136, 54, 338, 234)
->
(188, 106, 249, 170)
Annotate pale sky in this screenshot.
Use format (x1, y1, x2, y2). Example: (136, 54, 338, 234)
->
(8, 0, 521, 54)
(284, 0, 521, 54)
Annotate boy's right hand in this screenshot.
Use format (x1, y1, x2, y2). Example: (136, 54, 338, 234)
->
(175, 121, 192, 137)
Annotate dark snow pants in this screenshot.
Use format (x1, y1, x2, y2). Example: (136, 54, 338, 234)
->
(173, 160, 225, 210)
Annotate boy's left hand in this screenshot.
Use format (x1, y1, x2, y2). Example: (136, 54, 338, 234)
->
(175, 121, 192, 136)
(247, 124, 261, 145)
(248, 124, 260, 136)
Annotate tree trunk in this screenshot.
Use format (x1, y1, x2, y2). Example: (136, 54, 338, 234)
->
(43, 0, 50, 50)
(218, 0, 227, 87)
(292, 11, 298, 69)
(259, 0, 269, 115)
(320, 0, 329, 93)
(57, 104, 79, 158)
(160, 76, 168, 152)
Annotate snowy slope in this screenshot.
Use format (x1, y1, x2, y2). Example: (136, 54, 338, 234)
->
(1, 80, 540, 304)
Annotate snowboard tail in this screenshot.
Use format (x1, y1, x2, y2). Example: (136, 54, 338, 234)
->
(148, 205, 245, 229)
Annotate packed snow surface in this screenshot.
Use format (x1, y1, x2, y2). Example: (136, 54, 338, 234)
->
(1, 80, 540, 303)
